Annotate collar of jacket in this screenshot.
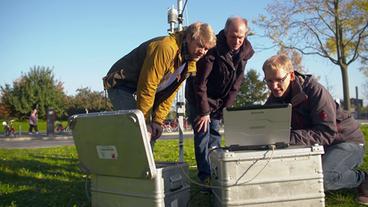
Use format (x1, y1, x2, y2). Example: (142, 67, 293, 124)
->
(290, 71, 309, 107)
(172, 31, 196, 75)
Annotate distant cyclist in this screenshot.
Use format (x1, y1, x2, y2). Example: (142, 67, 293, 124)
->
(28, 108, 39, 135)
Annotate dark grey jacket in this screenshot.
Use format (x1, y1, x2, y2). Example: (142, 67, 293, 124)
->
(185, 30, 254, 119)
(266, 72, 364, 146)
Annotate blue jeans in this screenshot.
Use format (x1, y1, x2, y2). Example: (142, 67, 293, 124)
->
(108, 88, 156, 148)
(107, 88, 137, 110)
(187, 103, 221, 181)
(323, 142, 365, 191)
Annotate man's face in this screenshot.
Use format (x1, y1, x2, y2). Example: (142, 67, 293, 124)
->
(225, 23, 246, 51)
(264, 69, 294, 98)
(187, 38, 209, 61)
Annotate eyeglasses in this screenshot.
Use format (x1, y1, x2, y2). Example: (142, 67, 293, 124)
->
(263, 72, 290, 85)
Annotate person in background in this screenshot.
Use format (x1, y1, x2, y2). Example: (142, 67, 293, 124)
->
(103, 22, 216, 141)
(262, 54, 368, 205)
(185, 16, 254, 191)
(29, 108, 39, 135)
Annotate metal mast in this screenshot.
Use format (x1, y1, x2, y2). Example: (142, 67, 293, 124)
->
(167, 0, 186, 162)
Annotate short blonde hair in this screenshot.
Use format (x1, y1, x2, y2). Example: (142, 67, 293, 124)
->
(186, 22, 216, 49)
(262, 54, 294, 73)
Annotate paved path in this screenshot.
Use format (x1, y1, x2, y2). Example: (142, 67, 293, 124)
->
(0, 133, 74, 149)
(4, 119, 367, 149)
(0, 131, 200, 149)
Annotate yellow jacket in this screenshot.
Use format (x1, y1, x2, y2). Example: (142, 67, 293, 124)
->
(104, 31, 196, 124)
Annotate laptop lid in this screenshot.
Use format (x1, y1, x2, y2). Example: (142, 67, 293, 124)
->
(224, 104, 292, 149)
(70, 110, 157, 179)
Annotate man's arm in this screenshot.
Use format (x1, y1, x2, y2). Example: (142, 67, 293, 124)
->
(290, 83, 338, 146)
(223, 39, 254, 107)
(136, 43, 175, 122)
(194, 52, 216, 116)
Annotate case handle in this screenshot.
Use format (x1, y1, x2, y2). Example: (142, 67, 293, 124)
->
(169, 174, 183, 191)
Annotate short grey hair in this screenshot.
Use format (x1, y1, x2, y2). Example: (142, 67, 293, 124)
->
(224, 16, 249, 34)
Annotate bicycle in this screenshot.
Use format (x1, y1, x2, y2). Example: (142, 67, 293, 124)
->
(2, 120, 16, 137)
(55, 121, 71, 133)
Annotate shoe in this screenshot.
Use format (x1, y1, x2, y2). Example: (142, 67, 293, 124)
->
(199, 177, 211, 194)
(28, 132, 33, 135)
(357, 173, 368, 205)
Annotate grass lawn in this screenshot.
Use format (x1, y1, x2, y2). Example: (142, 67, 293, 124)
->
(0, 126, 368, 207)
(0, 120, 68, 135)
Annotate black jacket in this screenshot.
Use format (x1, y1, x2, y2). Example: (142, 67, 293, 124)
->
(185, 30, 254, 119)
(266, 72, 364, 146)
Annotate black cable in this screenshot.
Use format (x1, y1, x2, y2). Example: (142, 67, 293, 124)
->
(178, 0, 188, 24)
(182, 0, 188, 14)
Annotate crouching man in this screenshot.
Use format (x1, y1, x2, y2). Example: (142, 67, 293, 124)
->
(262, 54, 368, 205)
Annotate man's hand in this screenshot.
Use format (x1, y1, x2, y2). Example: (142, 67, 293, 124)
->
(150, 121, 163, 141)
(194, 115, 211, 132)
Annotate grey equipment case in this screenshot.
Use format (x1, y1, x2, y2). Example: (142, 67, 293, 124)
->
(70, 110, 190, 207)
(209, 145, 325, 207)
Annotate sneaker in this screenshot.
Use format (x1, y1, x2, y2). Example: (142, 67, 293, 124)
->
(199, 177, 211, 194)
(357, 173, 368, 205)
(28, 132, 33, 135)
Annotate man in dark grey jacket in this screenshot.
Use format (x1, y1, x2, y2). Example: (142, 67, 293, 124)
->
(185, 16, 254, 191)
(263, 54, 368, 205)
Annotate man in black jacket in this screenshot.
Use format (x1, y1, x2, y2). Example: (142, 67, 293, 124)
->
(185, 16, 254, 191)
(263, 54, 368, 205)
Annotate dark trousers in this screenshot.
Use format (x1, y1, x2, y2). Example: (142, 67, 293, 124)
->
(187, 103, 221, 181)
(29, 124, 38, 133)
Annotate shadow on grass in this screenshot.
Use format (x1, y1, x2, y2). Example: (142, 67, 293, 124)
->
(186, 167, 213, 207)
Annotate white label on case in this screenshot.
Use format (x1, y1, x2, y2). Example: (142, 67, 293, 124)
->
(96, 145, 118, 160)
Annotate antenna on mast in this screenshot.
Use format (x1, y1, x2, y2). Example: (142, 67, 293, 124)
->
(167, 0, 187, 162)
(167, 5, 178, 33)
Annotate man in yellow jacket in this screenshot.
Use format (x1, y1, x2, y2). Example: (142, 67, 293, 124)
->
(103, 22, 216, 140)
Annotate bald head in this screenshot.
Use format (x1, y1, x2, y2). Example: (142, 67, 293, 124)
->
(224, 16, 249, 51)
(224, 16, 249, 34)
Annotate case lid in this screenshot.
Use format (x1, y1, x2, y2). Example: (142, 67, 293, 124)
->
(70, 110, 157, 179)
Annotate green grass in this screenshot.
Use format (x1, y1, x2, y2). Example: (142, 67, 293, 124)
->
(0, 147, 85, 207)
(0, 120, 68, 134)
(1, 126, 368, 207)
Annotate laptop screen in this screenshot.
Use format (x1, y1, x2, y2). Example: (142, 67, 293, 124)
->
(224, 104, 292, 150)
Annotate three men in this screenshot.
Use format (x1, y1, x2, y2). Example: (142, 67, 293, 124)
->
(262, 54, 368, 205)
(104, 17, 368, 205)
(103, 22, 216, 140)
(185, 16, 254, 187)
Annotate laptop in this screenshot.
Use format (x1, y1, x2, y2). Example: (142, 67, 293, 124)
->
(224, 103, 292, 150)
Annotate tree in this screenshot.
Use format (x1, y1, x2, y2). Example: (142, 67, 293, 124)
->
(256, 0, 368, 111)
(65, 87, 112, 118)
(0, 66, 66, 119)
(0, 103, 10, 119)
(278, 47, 308, 73)
(360, 43, 368, 98)
(234, 69, 269, 107)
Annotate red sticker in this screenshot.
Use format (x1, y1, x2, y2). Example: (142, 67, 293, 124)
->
(319, 111, 328, 121)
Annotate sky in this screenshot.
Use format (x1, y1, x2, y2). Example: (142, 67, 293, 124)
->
(0, 0, 366, 101)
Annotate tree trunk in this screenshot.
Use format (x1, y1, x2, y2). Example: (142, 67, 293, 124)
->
(340, 64, 351, 111)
